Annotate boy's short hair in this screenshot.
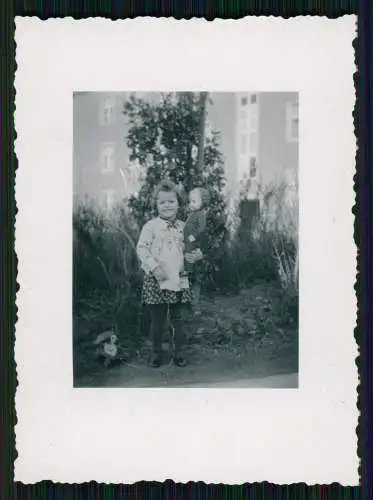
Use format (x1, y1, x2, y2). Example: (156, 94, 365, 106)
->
(190, 187, 210, 208)
(152, 179, 183, 208)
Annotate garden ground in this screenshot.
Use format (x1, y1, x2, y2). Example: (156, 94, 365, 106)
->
(73, 283, 298, 388)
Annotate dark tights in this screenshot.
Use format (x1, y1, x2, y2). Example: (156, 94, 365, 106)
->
(149, 303, 185, 356)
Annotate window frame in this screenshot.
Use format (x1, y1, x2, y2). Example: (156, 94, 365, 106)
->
(100, 142, 115, 174)
(285, 100, 299, 143)
(240, 134, 248, 155)
(102, 188, 116, 211)
(100, 96, 115, 126)
(249, 157, 258, 178)
(250, 131, 258, 154)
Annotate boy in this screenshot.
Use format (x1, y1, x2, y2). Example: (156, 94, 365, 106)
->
(182, 188, 209, 297)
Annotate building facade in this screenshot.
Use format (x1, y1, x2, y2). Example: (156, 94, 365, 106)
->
(209, 91, 299, 198)
(73, 91, 142, 211)
(73, 91, 298, 210)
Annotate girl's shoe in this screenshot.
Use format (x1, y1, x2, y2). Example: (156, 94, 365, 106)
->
(174, 355, 188, 367)
(150, 354, 162, 368)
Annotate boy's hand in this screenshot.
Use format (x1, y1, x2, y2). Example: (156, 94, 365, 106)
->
(153, 265, 168, 281)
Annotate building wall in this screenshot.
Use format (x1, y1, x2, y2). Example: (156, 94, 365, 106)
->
(73, 91, 135, 208)
(206, 93, 236, 192)
(233, 92, 261, 198)
(73, 92, 298, 210)
(257, 92, 299, 186)
(223, 92, 299, 195)
(74, 91, 237, 207)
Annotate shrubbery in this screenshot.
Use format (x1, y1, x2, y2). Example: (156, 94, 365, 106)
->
(73, 202, 143, 360)
(73, 178, 298, 329)
(211, 180, 299, 326)
(73, 178, 298, 378)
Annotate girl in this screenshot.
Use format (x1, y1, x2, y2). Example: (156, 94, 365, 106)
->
(136, 179, 202, 368)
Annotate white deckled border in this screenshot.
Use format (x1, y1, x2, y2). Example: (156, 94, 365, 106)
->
(14, 16, 357, 484)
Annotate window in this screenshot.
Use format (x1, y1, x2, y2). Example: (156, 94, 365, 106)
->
(103, 107, 113, 124)
(250, 116, 258, 130)
(239, 157, 248, 179)
(241, 134, 248, 154)
(286, 100, 299, 142)
(102, 189, 115, 211)
(241, 96, 248, 106)
(249, 157, 257, 178)
(240, 111, 248, 132)
(100, 96, 115, 126)
(100, 143, 115, 173)
(250, 131, 258, 154)
(249, 98, 258, 127)
(250, 94, 257, 104)
(239, 108, 247, 121)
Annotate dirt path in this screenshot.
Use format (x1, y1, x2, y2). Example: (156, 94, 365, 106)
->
(75, 344, 297, 388)
(178, 373, 298, 388)
(74, 285, 298, 388)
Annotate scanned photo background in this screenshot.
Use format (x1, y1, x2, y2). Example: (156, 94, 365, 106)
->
(15, 17, 357, 483)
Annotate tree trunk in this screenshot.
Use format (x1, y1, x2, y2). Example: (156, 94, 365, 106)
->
(192, 92, 208, 305)
(197, 91, 208, 175)
(182, 92, 194, 191)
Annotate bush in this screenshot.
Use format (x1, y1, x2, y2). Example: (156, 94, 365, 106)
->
(73, 176, 299, 378)
(214, 179, 299, 321)
(216, 228, 282, 291)
(73, 201, 143, 346)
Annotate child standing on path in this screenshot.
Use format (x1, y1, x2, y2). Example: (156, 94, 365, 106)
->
(136, 180, 202, 368)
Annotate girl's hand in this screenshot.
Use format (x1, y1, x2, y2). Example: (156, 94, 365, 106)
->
(193, 248, 203, 262)
(153, 265, 168, 281)
(185, 249, 203, 264)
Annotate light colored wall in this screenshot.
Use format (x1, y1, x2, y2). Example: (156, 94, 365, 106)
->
(257, 92, 299, 186)
(207, 92, 236, 192)
(74, 92, 237, 206)
(74, 92, 299, 210)
(74, 92, 132, 206)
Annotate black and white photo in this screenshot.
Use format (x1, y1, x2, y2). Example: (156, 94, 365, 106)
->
(73, 91, 299, 388)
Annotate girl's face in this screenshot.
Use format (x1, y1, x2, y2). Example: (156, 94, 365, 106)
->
(157, 190, 179, 220)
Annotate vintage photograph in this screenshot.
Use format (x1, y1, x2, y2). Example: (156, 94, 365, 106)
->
(15, 16, 357, 484)
(73, 91, 299, 388)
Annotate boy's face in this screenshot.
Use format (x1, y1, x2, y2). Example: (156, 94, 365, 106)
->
(157, 190, 179, 220)
(189, 189, 203, 211)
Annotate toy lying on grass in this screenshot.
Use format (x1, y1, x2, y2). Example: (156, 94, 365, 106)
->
(93, 331, 128, 368)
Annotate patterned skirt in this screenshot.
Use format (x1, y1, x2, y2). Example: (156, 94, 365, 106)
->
(141, 273, 193, 305)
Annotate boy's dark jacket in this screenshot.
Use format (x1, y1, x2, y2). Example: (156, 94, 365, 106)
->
(184, 209, 207, 253)
(184, 209, 226, 259)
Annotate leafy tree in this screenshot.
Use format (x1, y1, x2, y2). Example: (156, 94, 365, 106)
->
(123, 92, 227, 287)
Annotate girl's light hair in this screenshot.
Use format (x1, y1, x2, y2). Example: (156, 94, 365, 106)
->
(151, 179, 183, 208)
